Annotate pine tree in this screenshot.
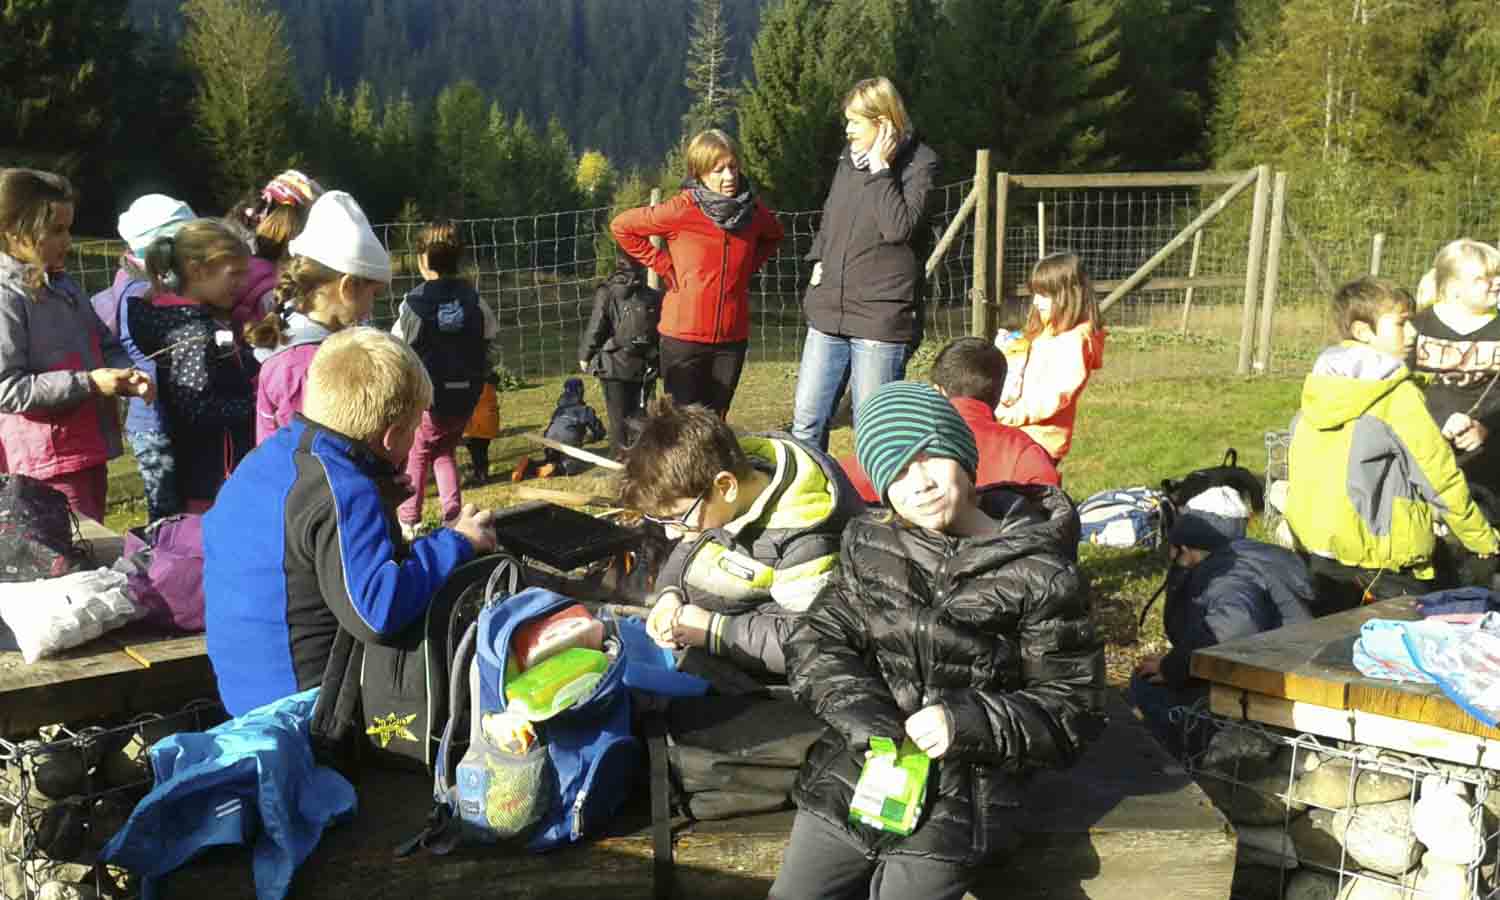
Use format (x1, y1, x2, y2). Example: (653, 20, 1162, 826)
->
(433, 80, 495, 215)
(181, 0, 299, 204)
(683, 0, 739, 138)
(1430, 0, 1500, 183)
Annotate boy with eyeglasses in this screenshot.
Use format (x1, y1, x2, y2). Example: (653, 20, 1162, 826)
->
(620, 395, 864, 677)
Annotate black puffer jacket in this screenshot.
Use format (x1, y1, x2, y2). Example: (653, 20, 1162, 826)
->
(578, 267, 661, 382)
(803, 134, 940, 345)
(786, 484, 1105, 864)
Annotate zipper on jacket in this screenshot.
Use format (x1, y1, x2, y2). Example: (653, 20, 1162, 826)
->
(714, 230, 729, 342)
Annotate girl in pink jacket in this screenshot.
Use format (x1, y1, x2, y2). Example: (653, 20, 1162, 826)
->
(995, 253, 1105, 462)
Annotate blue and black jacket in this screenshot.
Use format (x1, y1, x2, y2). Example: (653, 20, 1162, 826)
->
(203, 415, 474, 716)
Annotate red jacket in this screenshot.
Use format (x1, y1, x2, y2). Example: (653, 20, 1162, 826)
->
(841, 395, 1061, 503)
(610, 191, 784, 344)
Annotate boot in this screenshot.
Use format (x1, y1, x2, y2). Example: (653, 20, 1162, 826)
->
(536, 462, 557, 479)
(511, 456, 531, 483)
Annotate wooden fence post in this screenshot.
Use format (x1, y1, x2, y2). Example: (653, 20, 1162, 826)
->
(972, 150, 992, 338)
(1037, 200, 1046, 258)
(1178, 230, 1204, 336)
(1254, 171, 1288, 374)
(993, 172, 1010, 335)
(645, 188, 663, 291)
(1370, 232, 1385, 276)
(1237, 165, 1271, 376)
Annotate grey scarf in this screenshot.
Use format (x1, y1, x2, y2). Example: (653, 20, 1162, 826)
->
(684, 178, 757, 233)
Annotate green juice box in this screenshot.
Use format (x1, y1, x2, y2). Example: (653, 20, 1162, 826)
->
(848, 736, 932, 836)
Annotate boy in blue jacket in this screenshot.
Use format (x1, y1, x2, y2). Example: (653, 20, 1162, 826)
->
(204, 327, 496, 716)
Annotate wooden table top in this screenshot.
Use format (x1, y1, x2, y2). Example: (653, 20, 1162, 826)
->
(1191, 596, 1500, 740)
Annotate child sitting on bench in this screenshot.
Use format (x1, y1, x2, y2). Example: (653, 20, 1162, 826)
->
(622, 396, 863, 677)
(204, 327, 496, 716)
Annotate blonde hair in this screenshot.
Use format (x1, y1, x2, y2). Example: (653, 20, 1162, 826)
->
(1434, 239, 1500, 306)
(304, 327, 432, 442)
(245, 255, 348, 349)
(0, 168, 77, 294)
(684, 130, 739, 182)
(142, 219, 247, 295)
(1415, 268, 1439, 309)
(842, 77, 912, 134)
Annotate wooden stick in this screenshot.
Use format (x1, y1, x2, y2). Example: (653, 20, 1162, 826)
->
(511, 484, 621, 508)
(523, 433, 624, 470)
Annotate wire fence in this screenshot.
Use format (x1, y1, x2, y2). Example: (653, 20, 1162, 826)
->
(66, 168, 1500, 386)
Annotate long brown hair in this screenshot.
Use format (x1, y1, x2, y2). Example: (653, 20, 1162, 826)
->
(141, 219, 246, 297)
(244, 255, 344, 349)
(1022, 252, 1100, 341)
(0, 168, 77, 295)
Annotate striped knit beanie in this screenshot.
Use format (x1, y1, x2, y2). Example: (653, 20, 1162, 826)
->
(854, 381, 979, 502)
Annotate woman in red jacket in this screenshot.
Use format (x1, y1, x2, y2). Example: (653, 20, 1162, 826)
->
(610, 130, 784, 418)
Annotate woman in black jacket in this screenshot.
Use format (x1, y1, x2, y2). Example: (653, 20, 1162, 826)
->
(791, 77, 940, 451)
(772, 382, 1104, 900)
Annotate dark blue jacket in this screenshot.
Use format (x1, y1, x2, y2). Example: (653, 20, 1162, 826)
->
(1160, 538, 1314, 687)
(544, 377, 606, 447)
(203, 415, 474, 716)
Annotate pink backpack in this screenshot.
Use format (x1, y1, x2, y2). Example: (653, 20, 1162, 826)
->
(119, 514, 205, 632)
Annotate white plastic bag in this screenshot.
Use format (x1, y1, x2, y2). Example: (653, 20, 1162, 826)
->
(0, 568, 140, 662)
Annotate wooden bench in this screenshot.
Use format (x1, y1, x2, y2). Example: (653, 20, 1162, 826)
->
(159, 690, 1235, 899)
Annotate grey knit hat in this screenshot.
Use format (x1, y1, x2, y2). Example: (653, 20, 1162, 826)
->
(854, 381, 979, 502)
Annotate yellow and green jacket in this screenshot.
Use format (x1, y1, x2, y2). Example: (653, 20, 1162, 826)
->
(1286, 342, 1497, 579)
(658, 433, 864, 677)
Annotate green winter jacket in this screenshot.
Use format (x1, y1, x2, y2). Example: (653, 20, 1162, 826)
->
(1286, 342, 1497, 579)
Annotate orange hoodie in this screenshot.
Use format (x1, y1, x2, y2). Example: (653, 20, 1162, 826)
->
(995, 322, 1105, 460)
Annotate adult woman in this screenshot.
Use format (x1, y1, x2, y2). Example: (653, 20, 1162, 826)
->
(791, 77, 940, 451)
(611, 130, 784, 418)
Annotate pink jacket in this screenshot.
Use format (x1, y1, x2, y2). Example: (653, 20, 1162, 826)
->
(254, 313, 332, 444)
(230, 257, 278, 332)
(995, 322, 1105, 460)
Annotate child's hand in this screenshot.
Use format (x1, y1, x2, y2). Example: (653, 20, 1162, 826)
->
(89, 368, 148, 399)
(451, 503, 497, 553)
(904, 704, 954, 759)
(124, 369, 156, 404)
(1134, 655, 1165, 685)
(1444, 413, 1488, 452)
(646, 588, 685, 649)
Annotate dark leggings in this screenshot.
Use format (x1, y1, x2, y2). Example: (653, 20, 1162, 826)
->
(465, 438, 490, 480)
(659, 336, 747, 419)
(601, 378, 651, 456)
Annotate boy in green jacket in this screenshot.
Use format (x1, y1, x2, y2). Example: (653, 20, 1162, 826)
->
(1286, 277, 1498, 614)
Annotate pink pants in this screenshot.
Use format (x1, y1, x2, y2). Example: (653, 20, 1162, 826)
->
(398, 411, 469, 525)
(45, 464, 109, 523)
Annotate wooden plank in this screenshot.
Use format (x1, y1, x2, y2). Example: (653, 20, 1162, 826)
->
(926, 185, 978, 278)
(77, 514, 125, 566)
(971, 148, 991, 339)
(523, 433, 622, 471)
(1009, 172, 1249, 189)
(1351, 710, 1500, 770)
(1195, 597, 1500, 740)
(1210, 686, 1355, 742)
(1236, 164, 1271, 375)
(1253, 170, 1288, 373)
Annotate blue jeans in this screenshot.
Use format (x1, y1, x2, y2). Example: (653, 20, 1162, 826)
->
(791, 327, 911, 451)
(129, 429, 181, 522)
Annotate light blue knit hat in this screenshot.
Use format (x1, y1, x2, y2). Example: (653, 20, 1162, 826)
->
(854, 381, 979, 502)
(117, 194, 196, 256)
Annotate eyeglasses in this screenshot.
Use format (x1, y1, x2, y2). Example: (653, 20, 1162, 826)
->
(641, 490, 709, 531)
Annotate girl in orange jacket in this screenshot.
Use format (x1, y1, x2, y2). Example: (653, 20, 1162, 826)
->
(994, 253, 1106, 462)
(610, 130, 783, 419)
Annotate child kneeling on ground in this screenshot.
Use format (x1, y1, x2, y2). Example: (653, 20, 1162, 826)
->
(203, 327, 496, 716)
(625, 396, 864, 678)
(772, 382, 1104, 899)
(1286, 277, 1499, 615)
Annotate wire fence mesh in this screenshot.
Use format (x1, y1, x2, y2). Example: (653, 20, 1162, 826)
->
(65, 167, 1500, 387)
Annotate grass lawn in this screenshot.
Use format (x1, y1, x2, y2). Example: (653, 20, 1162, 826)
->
(102, 352, 1305, 687)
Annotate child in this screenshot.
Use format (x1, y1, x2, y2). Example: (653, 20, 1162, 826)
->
(1286, 277, 1499, 614)
(579, 260, 661, 458)
(1130, 488, 1313, 758)
(0, 169, 153, 521)
(129, 219, 256, 512)
(626, 395, 864, 677)
(513, 377, 607, 481)
(463, 372, 501, 485)
(772, 381, 1103, 899)
(1411, 239, 1500, 504)
(391, 221, 491, 538)
(90, 194, 195, 520)
(232, 170, 322, 334)
(248, 191, 392, 444)
(203, 327, 497, 716)
(841, 337, 1059, 502)
(994, 252, 1105, 462)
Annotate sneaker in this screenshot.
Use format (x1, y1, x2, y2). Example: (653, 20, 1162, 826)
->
(400, 521, 420, 542)
(511, 456, 531, 483)
(536, 462, 557, 479)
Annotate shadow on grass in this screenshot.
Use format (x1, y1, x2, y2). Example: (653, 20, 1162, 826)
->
(1082, 544, 1170, 648)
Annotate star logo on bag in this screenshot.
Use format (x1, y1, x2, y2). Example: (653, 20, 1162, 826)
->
(366, 712, 419, 748)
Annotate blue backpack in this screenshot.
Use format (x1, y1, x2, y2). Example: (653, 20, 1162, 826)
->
(1077, 487, 1168, 549)
(411, 587, 707, 854)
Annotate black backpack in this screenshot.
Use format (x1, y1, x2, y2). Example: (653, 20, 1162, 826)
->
(612, 282, 661, 360)
(0, 474, 84, 583)
(409, 284, 488, 418)
(1161, 448, 1265, 516)
(311, 552, 526, 773)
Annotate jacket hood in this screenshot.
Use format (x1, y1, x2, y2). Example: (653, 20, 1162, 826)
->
(733, 433, 860, 534)
(558, 376, 585, 406)
(237, 256, 278, 305)
(265, 313, 334, 360)
(1300, 342, 1408, 428)
(404, 277, 478, 311)
(975, 483, 1081, 558)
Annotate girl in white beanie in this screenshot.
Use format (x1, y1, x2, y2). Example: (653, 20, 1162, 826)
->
(246, 191, 392, 444)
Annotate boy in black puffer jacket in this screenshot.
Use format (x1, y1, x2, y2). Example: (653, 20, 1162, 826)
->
(774, 382, 1104, 900)
(579, 260, 661, 458)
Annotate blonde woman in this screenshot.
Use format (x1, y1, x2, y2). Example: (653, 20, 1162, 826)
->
(791, 76, 940, 451)
(1412, 239, 1500, 501)
(611, 130, 784, 418)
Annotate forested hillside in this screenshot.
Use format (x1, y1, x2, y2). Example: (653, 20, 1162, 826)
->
(128, 0, 765, 168)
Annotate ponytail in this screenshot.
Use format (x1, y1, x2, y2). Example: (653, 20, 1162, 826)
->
(247, 255, 342, 349)
(143, 235, 182, 293)
(142, 219, 246, 296)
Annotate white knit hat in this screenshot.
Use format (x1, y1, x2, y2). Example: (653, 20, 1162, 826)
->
(117, 194, 196, 255)
(287, 191, 392, 283)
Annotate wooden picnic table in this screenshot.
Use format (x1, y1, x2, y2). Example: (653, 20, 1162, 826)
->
(1192, 596, 1500, 768)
